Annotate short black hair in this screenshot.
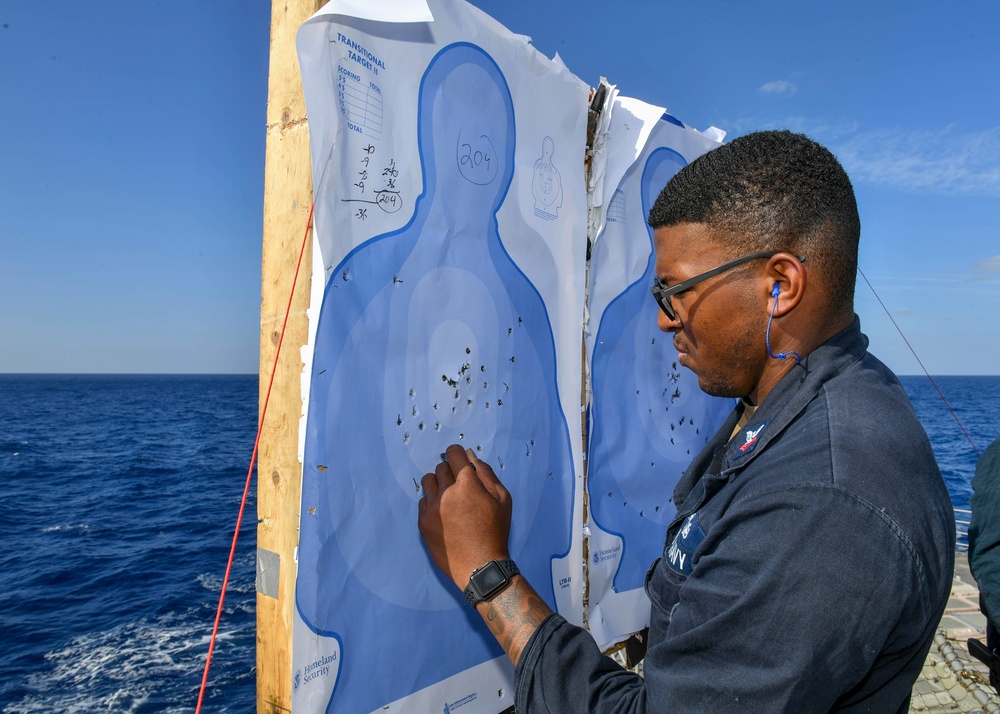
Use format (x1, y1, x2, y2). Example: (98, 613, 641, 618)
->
(648, 130, 861, 313)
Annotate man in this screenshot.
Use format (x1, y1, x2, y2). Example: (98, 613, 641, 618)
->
(418, 130, 955, 712)
(969, 435, 1000, 690)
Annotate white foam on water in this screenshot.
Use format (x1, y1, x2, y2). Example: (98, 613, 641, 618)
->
(3, 615, 252, 714)
(40, 524, 90, 534)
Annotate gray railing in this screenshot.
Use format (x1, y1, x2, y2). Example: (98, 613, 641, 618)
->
(955, 507, 971, 552)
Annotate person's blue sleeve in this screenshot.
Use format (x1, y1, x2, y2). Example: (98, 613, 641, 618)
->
(970, 436, 1000, 621)
(515, 486, 935, 713)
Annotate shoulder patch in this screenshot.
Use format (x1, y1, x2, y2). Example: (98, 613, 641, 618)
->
(665, 512, 706, 576)
(734, 419, 769, 457)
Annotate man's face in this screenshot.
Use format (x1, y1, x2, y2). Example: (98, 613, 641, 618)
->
(652, 223, 768, 399)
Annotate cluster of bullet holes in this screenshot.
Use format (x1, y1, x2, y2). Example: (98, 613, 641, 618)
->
(387, 317, 536, 472)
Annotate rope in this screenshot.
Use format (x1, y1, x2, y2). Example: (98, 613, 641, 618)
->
(195, 201, 315, 713)
(858, 267, 982, 458)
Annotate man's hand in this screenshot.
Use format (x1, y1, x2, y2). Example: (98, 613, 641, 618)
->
(418, 444, 512, 590)
(417, 444, 553, 667)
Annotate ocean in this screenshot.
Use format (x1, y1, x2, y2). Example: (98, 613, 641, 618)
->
(0, 373, 997, 712)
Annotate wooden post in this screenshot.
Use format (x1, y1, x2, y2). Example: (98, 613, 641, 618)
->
(258, 1, 324, 711)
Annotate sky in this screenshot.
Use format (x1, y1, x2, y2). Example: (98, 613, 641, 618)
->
(1, 1, 997, 375)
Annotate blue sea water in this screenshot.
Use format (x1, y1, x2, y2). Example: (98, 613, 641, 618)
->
(0, 373, 996, 712)
(0, 375, 258, 713)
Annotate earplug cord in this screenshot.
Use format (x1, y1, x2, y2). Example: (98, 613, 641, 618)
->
(766, 283, 802, 365)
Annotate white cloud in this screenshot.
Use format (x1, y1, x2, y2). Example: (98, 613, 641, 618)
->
(759, 80, 797, 95)
(973, 255, 1000, 273)
(828, 125, 1000, 197)
(726, 119, 1000, 197)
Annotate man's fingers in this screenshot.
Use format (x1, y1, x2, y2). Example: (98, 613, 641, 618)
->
(434, 457, 457, 490)
(466, 448, 510, 503)
(444, 443, 479, 484)
(420, 471, 438, 500)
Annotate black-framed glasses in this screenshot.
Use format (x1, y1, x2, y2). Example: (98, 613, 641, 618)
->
(650, 251, 804, 320)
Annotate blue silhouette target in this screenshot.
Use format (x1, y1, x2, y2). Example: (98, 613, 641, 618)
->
(588, 144, 732, 594)
(296, 43, 575, 712)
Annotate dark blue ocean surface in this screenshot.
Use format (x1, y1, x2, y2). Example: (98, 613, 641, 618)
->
(899, 375, 1000, 514)
(0, 373, 996, 712)
(0, 375, 258, 713)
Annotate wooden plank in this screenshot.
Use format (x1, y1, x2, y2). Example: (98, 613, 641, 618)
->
(258, 1, 324, 711)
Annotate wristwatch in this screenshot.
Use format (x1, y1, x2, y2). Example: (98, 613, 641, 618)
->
(463, 559, 520, 607)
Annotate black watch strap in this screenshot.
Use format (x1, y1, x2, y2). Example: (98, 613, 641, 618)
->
(463, 559, 520, 607)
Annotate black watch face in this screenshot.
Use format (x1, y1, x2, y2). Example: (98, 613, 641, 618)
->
(472, 562, 508, 597)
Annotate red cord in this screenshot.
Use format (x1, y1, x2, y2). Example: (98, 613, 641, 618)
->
(858, 267, 981, 458)
(195, 201, 315, 713)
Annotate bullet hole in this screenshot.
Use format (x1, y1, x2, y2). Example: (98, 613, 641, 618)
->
(342, 269, 350, 281)
(640, 510, 644, 517)
(466, 377, 472, 385)
(467, 399, 473, 406)
(480, 365, 486, 372)
(459, 433, 465, 440)
(409, 388, 415, 397)
(636, 390, 640, 395)
(452, 406, 457, 413)
(547, 471, 553, 479)
(655, 505, 661, 512)
(418, 422, 425, 431)
(476, 445, 482, 452)
(672, 389, 681, 402)
(485, 402, 490, 409)
(483, 381, 488, 390)
(651, 337, 656, 345)
(670, 423, 675, 431)
(623, 501, 628, 507)
(679, 416, 686, 425)
(510, 356, 516, 363)
(650, 462, 655, 467)
(608, 492, 613, 497)
(530, 438, 535, 446)
(435, 423, 441, 431)
(412, 406, 418, 416)
(397, 415, 402, 426)
(498, 456, 505, 469)
(672, 362, 677, 370)
(403, 433, 410, 443)
(393, 275, 404, 284)
(308, 506, 317, 515)
(648, 409, 653, 414)
(670, 437, 675, 444)
(497, 399, 503, 406)
(504, 382, 510, 392)
(319, 369, 326, 375)
(317, 465, 328, 472)
(433, 403, 439, 410)
(498, 689, 504, 699)
(696, 428, 700, 435)
(518, 316, 523, 325)
(687, 449, 691, 454)
(443, 375, 458, 388)
(454, 389, 460, 399)
(465, 346, 471, 354)
(459, 363, 470, 376)
(412, 478, 421, 492)
(525, 442, 530, 456)
(508, 327, 513, 335)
